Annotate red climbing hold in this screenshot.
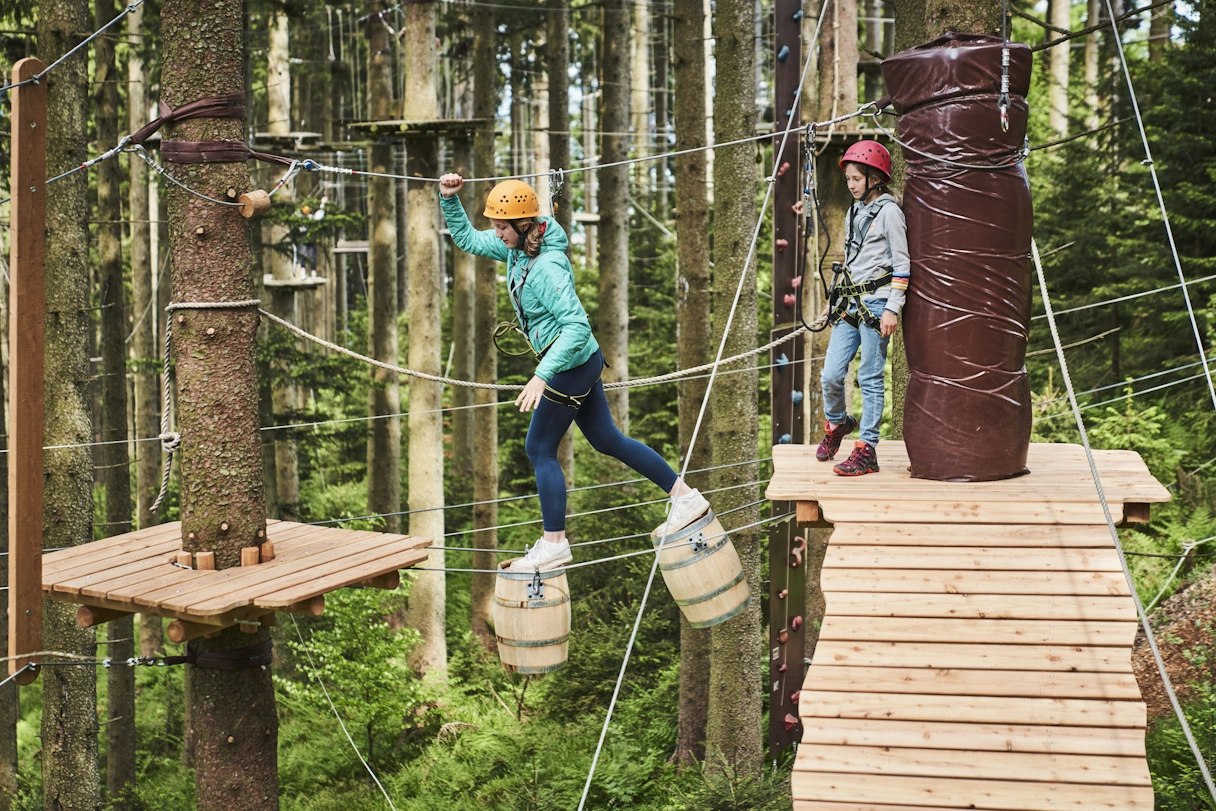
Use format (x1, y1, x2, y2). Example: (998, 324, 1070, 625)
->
(783, 293, 797, 309)
(791, 615, 803, 631)
(776, 161, 791, 178)
(783, 713, 800, 731)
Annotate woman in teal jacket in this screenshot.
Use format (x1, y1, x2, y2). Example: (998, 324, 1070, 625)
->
(438, 175, 709, 572)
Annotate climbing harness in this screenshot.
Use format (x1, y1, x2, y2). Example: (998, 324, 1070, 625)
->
(824, 195, 895, 330)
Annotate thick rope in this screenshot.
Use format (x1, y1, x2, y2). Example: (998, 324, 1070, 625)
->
(259, 308, 818, 391)
(151, 300, 262, 514)
(1033, 238, 1216, 801)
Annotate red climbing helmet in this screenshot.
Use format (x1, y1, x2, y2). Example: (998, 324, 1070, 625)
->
(840, 140, 891, 182)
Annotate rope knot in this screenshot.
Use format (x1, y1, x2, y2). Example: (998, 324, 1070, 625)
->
(159, 431, 182, 453)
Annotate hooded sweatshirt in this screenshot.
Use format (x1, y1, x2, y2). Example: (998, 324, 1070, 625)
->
(843, 192, 911, 316)
(441, 194, 599, 381)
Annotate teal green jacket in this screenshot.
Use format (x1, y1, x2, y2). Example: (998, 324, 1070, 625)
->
(440, 194, 598, 382)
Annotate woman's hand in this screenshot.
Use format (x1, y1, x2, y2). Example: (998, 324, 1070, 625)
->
(515, 375, 547, 413)
(439, 174, 464, 198)
(880, 310, 899, 338)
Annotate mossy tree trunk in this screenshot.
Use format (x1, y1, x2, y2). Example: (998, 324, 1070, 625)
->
(161, 2, 277, 808)
(452, 135, 476, 491)
(0, 275, 15, 811)
(38, 0, 103, 806)
(402, 0, 448, 677)
(470, 2, 500, 653)
(672, 0, 712, 765)
(365, 0, 402, 535)
(598, 0, 632, 428)
(705, 0, 762, 777)
(94, 0, 136, 804)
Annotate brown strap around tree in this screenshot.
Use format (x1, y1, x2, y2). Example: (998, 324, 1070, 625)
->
(160, 637, 273, 670)
(130, 90, 246, 146)
(161, 138, 294, 167)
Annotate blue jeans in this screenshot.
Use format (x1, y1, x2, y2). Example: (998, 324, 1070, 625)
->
(821, 298, 889, 447)
(526, 350, 679, 531)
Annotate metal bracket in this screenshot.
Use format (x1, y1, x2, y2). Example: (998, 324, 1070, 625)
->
(689, 531, 708, 554)
(527, 570, 545, 601)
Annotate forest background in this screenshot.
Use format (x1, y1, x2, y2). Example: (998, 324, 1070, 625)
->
(0, 0, 1215, 807)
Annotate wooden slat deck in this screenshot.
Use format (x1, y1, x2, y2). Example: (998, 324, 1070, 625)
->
(769, 441, 1163, 809)
(42, 519, 431, 629)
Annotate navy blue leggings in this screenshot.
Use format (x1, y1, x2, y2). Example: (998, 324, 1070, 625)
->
(526, 350, 679, 531)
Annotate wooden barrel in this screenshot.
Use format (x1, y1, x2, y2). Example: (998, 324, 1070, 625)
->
(652, 509, 750, 628)
(493, 561, 571, 674)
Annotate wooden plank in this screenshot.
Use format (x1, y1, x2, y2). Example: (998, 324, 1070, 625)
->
(8, 57, 47, 681)
(808, 484, 1164, 503)
(795, 803, 975, 811)
(819, 500, 1122, 526)
(822, 592, 1137, 621)
(818, 617, 1138, 647)
(802, 666, 1143, 700)
(798, 717, 1147, 757)
(47, 538, 183, 591)
(797, 501, 821, 523)
(794, 744, 1152, 786)
(820, 569, 1131, 596)
(810, 641, 1132, 672)
(790, 771, 1153, 809)
(254, 547, 430, 608)
(822, 524, 1117, 548)
(824, 546, 1123, 572)
(798, 690, 1146, 728)
(42, 522, 181, 573)
(172, 534, 425, 615)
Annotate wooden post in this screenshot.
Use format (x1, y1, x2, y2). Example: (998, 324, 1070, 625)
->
(8, 58, 47, 684)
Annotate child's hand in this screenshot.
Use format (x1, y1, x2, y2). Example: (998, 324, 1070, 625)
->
(439, 174, 464, 198)
(880, 311, 899, 338)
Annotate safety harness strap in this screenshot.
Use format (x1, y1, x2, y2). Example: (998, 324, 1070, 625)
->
(828, 268, 894, 330)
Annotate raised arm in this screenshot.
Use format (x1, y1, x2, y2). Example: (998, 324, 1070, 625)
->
(439, 175, 510, 262)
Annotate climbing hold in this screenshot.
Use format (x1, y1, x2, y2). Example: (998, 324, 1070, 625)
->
(792, 9, 804, 19)
(778, 588, 788, 599)
(792, 200, 805, 215)
(777, 45, 790, 62)
(783, 293, 797, 308)
(784, 713, 799, 731)
(792, 390, 804, 404)
(776, 353, 790, 367)
(791, 615, 803, 631)
(778, 628, 789, 644)
(778, 433, 793, 444)
(776, 161, 791, 178)
(776, 238, 789, 252)
(791, 536, 806, 568)
(778, 663, 787, 673)
(790, 690, 801, 704)
(791, 275, 802, 289)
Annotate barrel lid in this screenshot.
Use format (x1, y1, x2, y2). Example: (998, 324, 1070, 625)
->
(652, 509, 717, 547)
(496, 560, 570, 580)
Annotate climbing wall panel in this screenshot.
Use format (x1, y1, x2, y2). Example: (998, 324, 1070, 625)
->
(766, 442, 1168, 810)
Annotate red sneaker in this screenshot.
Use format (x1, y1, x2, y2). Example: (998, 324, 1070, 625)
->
(815, 415, 858, 462)
(833, 441, 879, 476)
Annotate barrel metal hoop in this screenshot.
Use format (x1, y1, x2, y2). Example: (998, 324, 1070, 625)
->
(503, 661, 569, 675)
(651, 509, 717, 547)
(687, 594, 752, 629)
(495, 567, 569, 582)
(496, 634, 571, 648)
(674, 569, 747, 606)
(659, 531, 732, 571)
(493, 594, 571, 609)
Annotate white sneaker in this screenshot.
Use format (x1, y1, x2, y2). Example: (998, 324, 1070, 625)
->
(507, 539, 573, 572)
(652, 489, 711, 540)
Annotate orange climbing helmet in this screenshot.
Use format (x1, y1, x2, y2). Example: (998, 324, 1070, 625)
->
(484, 179, 540, 220)
(840, 140, 892, 183)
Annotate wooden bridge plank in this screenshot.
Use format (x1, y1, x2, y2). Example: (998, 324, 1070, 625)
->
(823, 592, 1136, 621)
(820, 569, 1131, 596)
(819, 500, 1123, 526)
(790, 772, 1153, 809)
(794, 744, 1151, 786)
(798, 718, 1147, 757)
(824, 546, 1123, 572)
(821, 524, 1116, 547)
(51, 547, 182, 596)
(43, 524, 181, 577)
(802, 666, 1142, 700)
(819, 617, 1138, 647)
(798, 690, 1146, 728)
(254, 547, 431, 608)
(811, 641, 1132, 672)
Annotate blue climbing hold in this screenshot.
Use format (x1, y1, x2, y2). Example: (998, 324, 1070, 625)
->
(777, 45, 790, 62)
(792, 390, 804, 404)
(793, 9, 804, 19)
(777, 353, 790, 368)
(778, 434, 793, 444)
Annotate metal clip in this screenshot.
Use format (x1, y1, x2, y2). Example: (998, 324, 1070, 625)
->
(527, 569, 545, 601)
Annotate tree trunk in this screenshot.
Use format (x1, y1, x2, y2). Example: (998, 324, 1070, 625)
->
(0, 272, 16, 811)
(864, 0, 882, 100)
(128, 0, 164, 659)
(705, 0, 761, 778)
(161, 2, 278, 808)
(582, 86, 598, 268)
(1148, 0, 1174, 61)
(549, 2, 573, 241)
(451, 137, 476, 490)
(672, 0, 712, 764)
(366, 1, 402, 535)
(654, 13, 671, 220)
(470, 3, 499, 652)
(1084, 0, 1102, 132)
(94, 0, 136, 803)
(632, 0, 652, 204)
(1048, 0, 1071, 137)
(402, 0, 447, 677)
(38, 0, 103, 807)
(599, 0, 632, 428)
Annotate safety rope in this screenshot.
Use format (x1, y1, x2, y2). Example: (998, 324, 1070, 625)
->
(151, 300, 262, 514)
(1033, 238, 1216, 801)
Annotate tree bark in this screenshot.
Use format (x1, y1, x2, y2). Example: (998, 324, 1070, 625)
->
(94, 0, 136, 803)
(599, 0, 632, 428)
(632, 0, 652, 204)
(1084, 0, 1102, 132)
(127, 0, 165, 659)
(470, 4, 499, 652)
(402, 0, 447, 677)
(366, 1, 402, 535)
(451, 137, 476, 490)
(654, 13, 671, 220)
(0, 270, 16, 811)
(1148, 0, 1173, 61)
(38, 0, 103, 806)
(672, 0, 712, 765)
(161, 2, 277, 808)
(1048, 0, 1071, 137)
(705, 0, 762, 778)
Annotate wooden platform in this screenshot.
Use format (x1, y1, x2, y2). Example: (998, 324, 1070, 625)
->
(766, 442, 1169, 810)
(42, 520, 430, 639)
